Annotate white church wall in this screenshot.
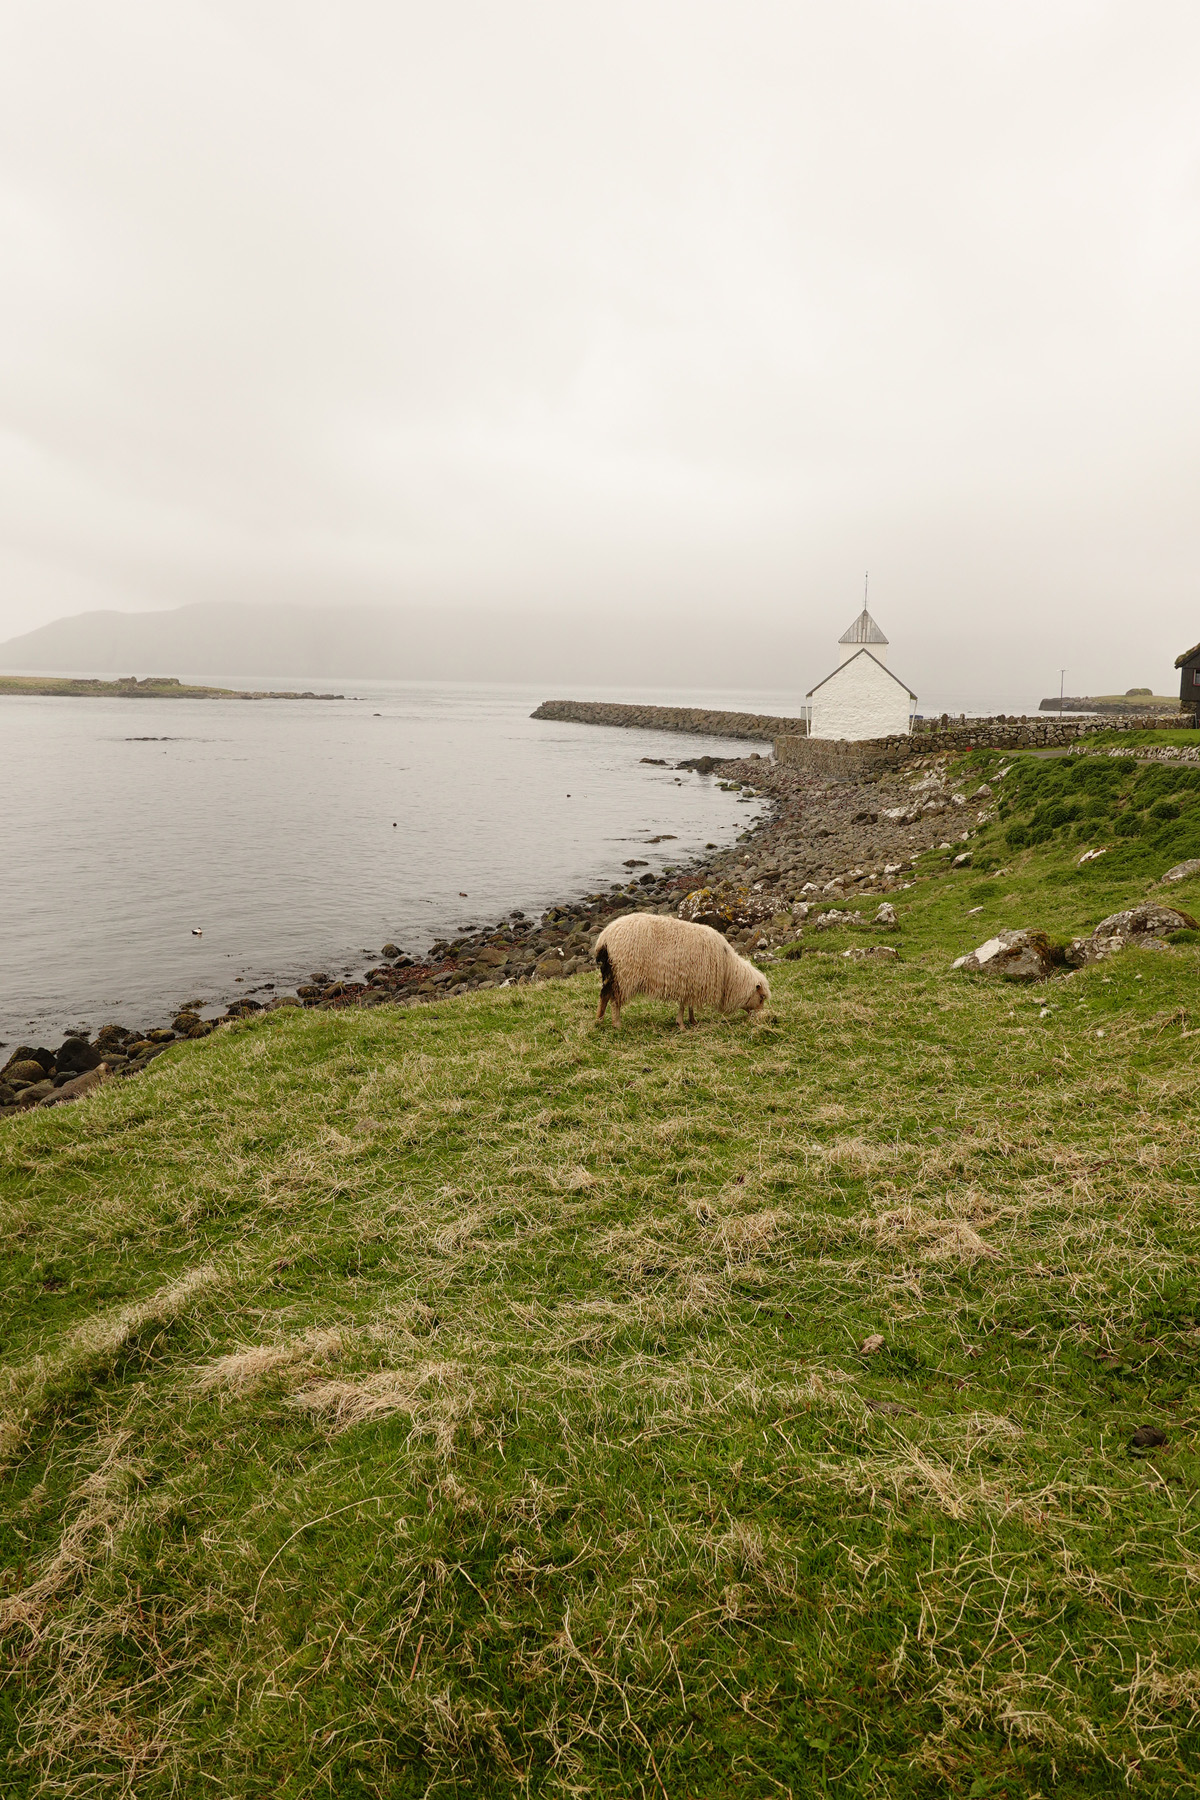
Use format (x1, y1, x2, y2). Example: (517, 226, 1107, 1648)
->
(809, 651, 912, 741)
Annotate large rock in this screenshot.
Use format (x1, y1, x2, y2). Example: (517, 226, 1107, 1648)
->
(1161, 859, 1200, 885)
(814, 909, 866, 931)
(3, 1046, 54, 1077)
(1066, 902, 1198, 965)
(953, 929, 1055, 982)
(56, 1036, 103, 1074)
(40, 1065, 109, 1107)
(4, 1059, 51, 1087)
(679, 885, 777, 932)
(13, 1080, 55, 1107)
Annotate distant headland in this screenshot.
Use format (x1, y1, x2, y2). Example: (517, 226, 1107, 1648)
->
(0, 674, 343, 701)
(1038, 689, 1181, 715)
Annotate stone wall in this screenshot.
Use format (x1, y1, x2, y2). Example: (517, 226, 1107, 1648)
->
(532, 697, 1195, 767)
(771, 736, 914, 780)
(1079, 741, 1200, 765)
(775, 712, 1193, 777)
(531, 699, 805, 741)
(904, 713, 1189, 749)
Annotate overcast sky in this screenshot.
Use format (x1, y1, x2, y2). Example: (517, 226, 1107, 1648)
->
(1, 1, 1198, 703)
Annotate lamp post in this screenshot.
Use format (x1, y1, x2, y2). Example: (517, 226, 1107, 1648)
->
(1059, 670, 1066, 714)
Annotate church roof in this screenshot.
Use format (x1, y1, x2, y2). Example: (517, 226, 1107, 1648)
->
(838, 607, 888, 646)
(1176, 640, 1200, 668)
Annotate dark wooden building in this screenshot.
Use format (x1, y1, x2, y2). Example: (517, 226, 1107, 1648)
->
(1177, 639, 1200, 719)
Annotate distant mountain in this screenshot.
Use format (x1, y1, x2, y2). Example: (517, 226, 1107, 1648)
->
(0, 602, 520, 683)
(0, 600, 809, 691)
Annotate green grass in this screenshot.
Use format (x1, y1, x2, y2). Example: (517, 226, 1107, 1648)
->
(3, 763, 1200, 1798)
(1078, 727, 1199, 749)
(950, 747, 1200, 881)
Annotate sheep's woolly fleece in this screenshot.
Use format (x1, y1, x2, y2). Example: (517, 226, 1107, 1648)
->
(594, 913, 769, 1022)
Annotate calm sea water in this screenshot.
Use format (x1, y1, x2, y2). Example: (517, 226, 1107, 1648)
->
(0, 680, 777, 1044)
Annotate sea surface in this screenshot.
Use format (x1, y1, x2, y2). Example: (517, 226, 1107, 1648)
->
(1, 680, 780, 1044)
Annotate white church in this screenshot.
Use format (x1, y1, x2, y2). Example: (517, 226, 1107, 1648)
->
(806, 606, 918, 741)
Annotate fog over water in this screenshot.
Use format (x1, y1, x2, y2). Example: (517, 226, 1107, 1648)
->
(2, 4, 1197, 1038)
(1, 3, 1198, 699)
(0, 683, 767, 1045)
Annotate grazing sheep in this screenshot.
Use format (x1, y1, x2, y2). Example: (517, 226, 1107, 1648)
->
(594, 913, 770, 1028)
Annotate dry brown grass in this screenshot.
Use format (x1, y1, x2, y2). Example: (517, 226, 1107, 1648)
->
(194, 1326, 343, 1394)
(2, 903, 1199, 1795)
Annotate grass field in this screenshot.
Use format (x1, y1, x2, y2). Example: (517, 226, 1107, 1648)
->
(1080, 727, 1200, 750)
(3, 752, 1200, 1798)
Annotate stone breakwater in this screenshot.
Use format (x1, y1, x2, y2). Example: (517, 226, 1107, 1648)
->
(531, 699, 804, 741)
(2, 743, 1013, 1123)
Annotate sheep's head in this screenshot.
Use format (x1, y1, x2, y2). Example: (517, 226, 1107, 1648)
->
(744, 977, 770, 1012)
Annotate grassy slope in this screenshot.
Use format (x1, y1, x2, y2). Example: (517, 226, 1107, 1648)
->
(1081, 727, 1199, 749)
(2, 754, 1200, 1799)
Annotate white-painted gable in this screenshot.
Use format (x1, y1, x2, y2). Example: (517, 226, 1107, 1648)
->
(807, 647, 916, 741)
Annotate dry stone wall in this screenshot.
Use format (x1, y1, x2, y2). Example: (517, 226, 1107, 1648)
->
(776, 712, 1193, 776)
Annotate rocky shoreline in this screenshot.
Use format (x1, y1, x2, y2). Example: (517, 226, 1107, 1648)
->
(1, 747, 999, 1120)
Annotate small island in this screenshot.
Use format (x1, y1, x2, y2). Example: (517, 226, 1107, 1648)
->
(0, 674, 342, 701)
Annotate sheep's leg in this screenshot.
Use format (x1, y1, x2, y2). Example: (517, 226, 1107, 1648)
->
(595, 946, 616, 1025)
(611, 1002, 621, 1028)
(676, 1001, 687, 1029)
(688, 1006, 696, 1026)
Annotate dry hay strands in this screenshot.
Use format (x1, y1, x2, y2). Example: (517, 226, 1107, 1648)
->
(287, 1358, 476, 1458)
(0, 1263, 221, 1464)
(193, 1326, 344, 1396)
(0, 1435, 144, 1644)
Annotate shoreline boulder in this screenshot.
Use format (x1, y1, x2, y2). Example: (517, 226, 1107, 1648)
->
(953, 929, 1055, 982)
(1066, 902, 1198, 966)
(678, 884, 775, 933)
